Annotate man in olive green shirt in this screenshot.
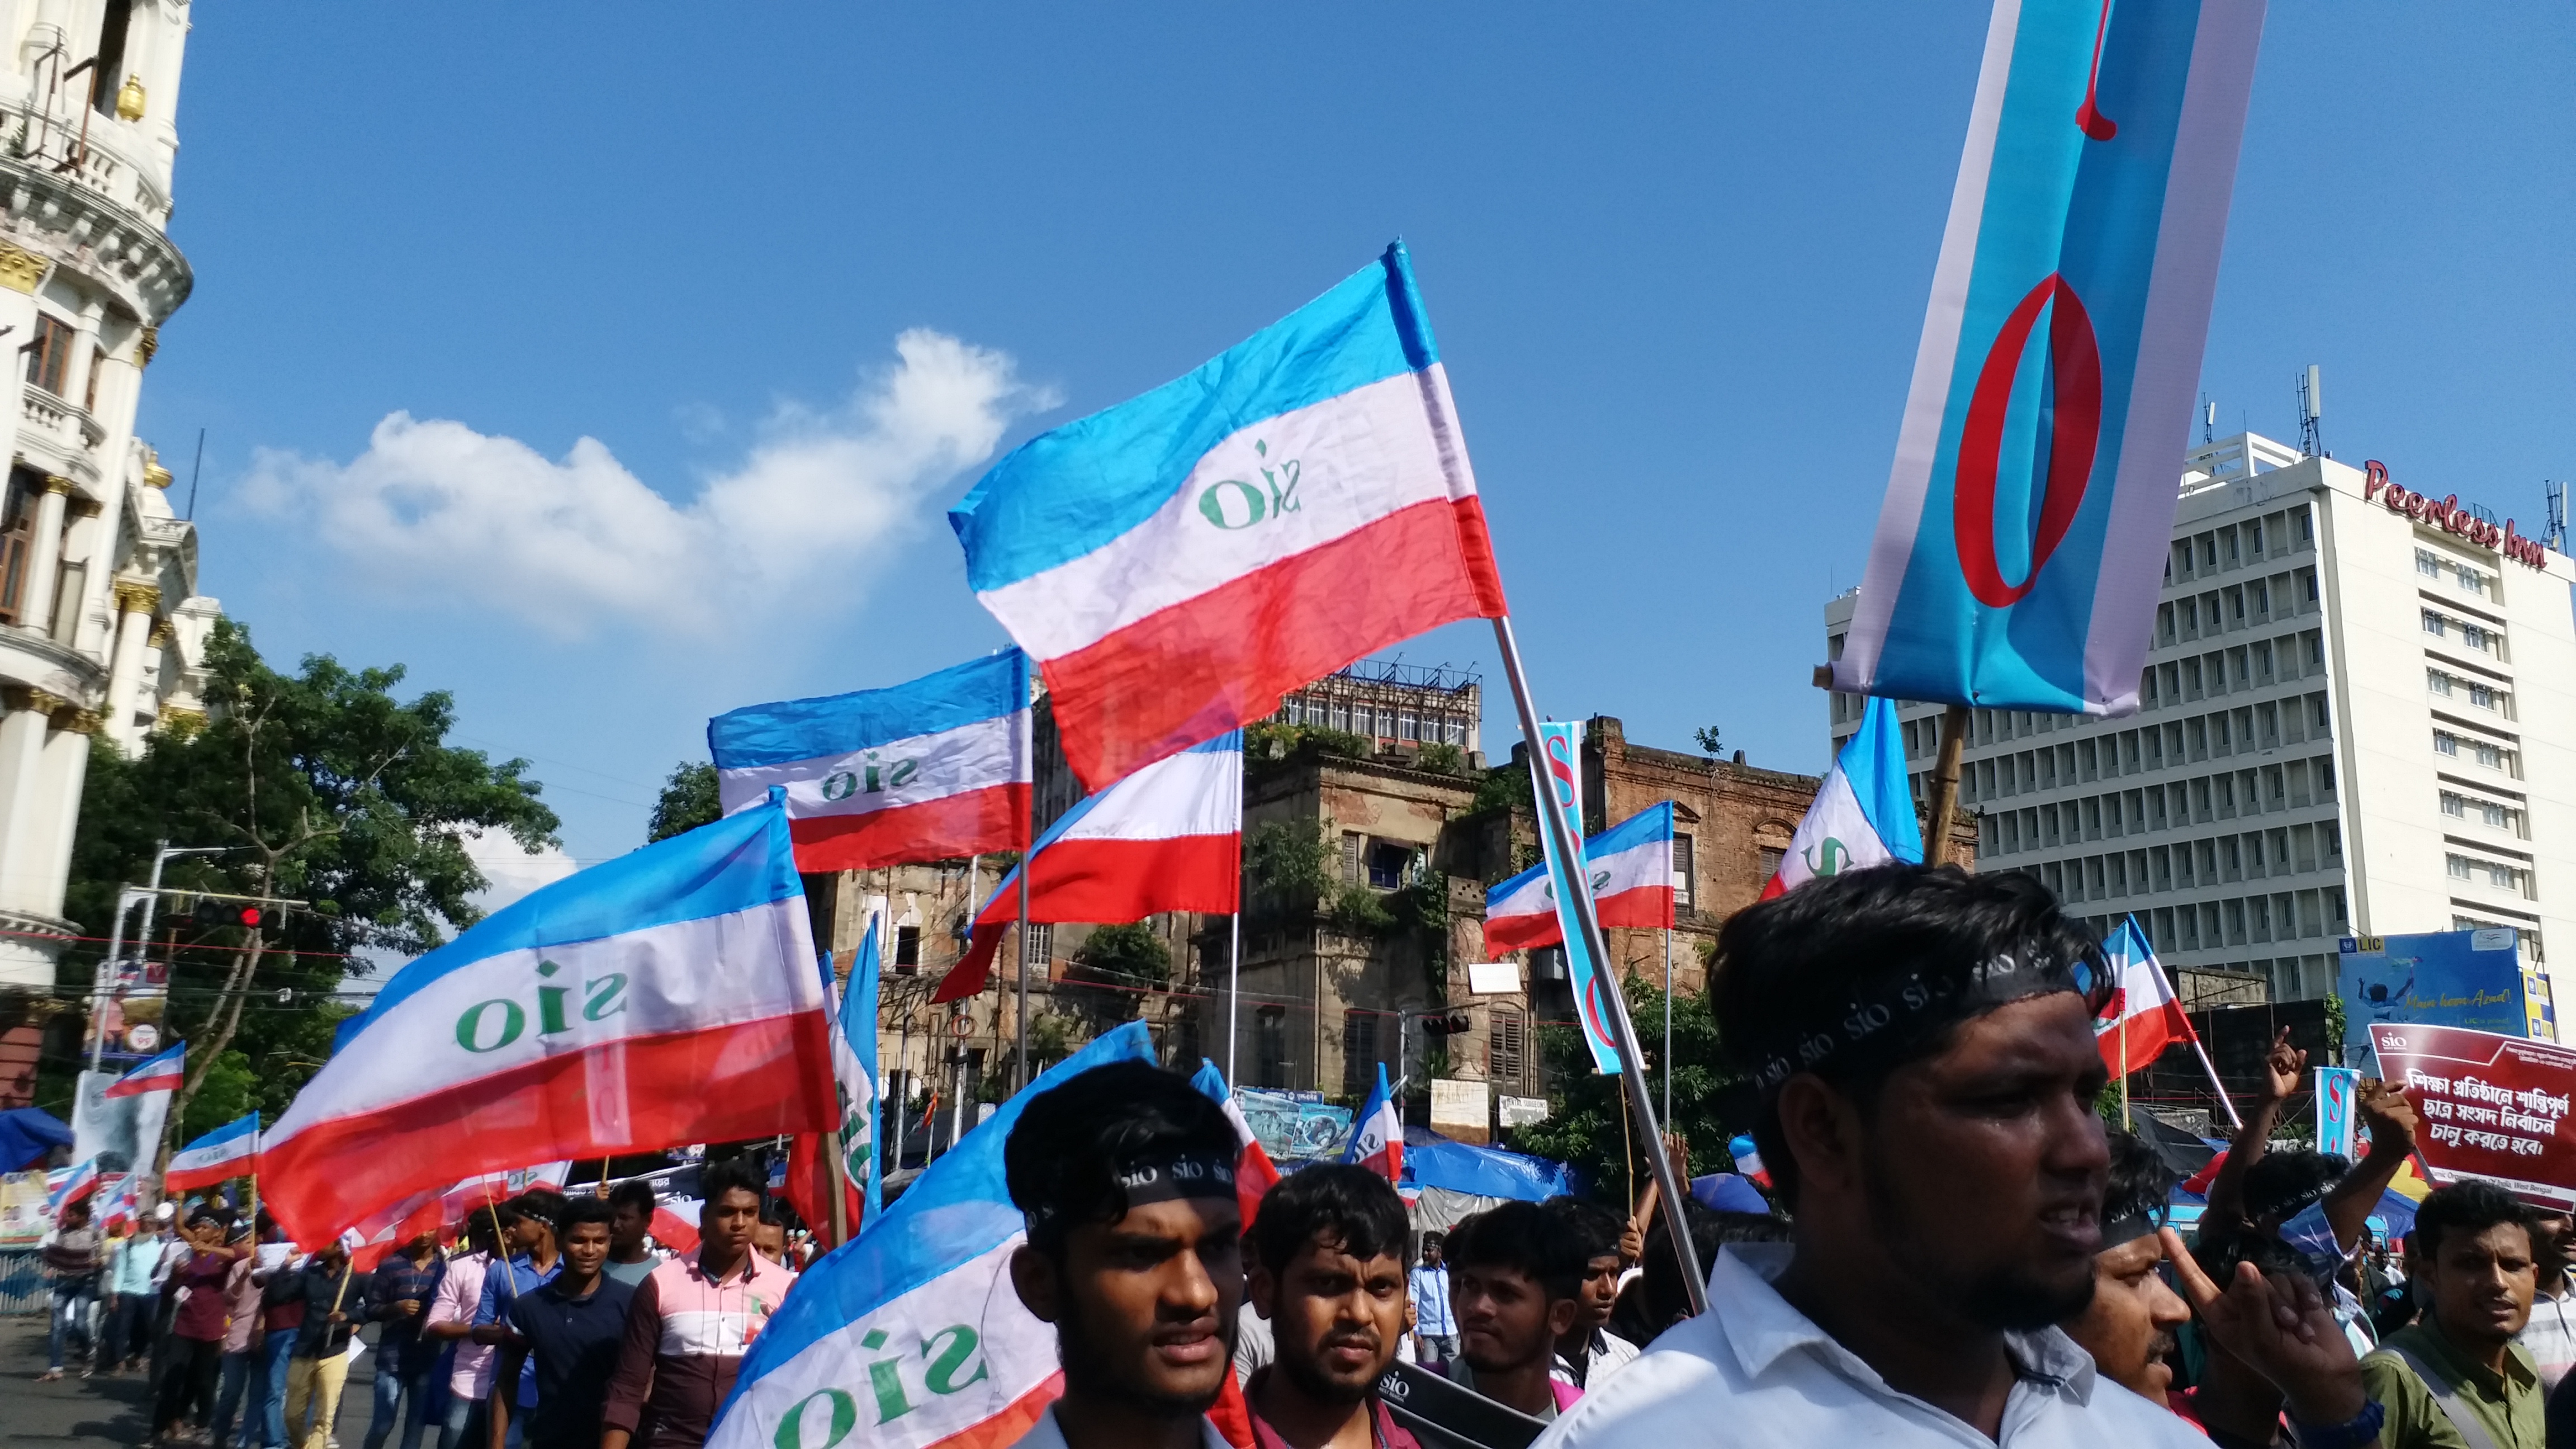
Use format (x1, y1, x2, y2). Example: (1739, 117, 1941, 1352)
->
(2361, 1181, 2545, 1449)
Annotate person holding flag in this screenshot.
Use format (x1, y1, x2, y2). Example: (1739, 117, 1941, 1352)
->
(37, 1190, 104, 1380)
(1759, 696, 1921, 899)
(1343, 1063, 1402, 1187)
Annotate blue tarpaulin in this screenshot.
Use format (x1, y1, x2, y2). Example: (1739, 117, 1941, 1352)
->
(0, 1107, 70, 1172)
(1399, 1137, 1576, 1202)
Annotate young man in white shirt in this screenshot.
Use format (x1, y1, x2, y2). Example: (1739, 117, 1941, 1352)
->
(1004, 1060, 1243, 1449)
(1534, 864, 2386, 1449)
(2517, 1207, 2576, 1389)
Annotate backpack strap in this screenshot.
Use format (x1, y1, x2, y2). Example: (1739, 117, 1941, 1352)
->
(2384, 1343, 2505, 1449)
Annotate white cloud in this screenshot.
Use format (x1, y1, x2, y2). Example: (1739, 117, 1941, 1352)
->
(243, 330, 1054, 634)
(460, 827, 580, 916)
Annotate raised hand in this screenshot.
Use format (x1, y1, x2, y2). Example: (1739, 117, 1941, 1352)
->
(2258, 1027, 2306, 1105)
(2356, 1082, 2418, 1155)
(2160, 1228, 2367, 1426)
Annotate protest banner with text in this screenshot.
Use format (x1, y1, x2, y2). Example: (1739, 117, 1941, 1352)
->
(2371, 1022, 2576, 1210)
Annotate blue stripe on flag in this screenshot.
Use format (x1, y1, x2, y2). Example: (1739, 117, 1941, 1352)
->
(1588, 802, 1674, 858)
(340, 797, 804, 1050)
(708, 651, 1030, 769)
(846, 913, 883, 1223)
(721, 1021, 1158, 1406)
(950, 244, 1439, 593)
(1844, 699, 1925, 865)
(179, 1114, 259, 1152)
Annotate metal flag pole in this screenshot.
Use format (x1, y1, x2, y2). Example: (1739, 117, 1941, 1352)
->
(2190, 1034, 2244, 1130)
(1227, 911, 1243, 1088)
(1488, 615, 1707, 1316)
(1016, 826, 1032, 1092)
(1662, 926, 1674, 1133)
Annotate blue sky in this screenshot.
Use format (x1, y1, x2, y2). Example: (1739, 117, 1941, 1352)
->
(134, 4, 2575, 882)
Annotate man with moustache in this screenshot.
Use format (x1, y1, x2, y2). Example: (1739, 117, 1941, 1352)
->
(1534, 865, 2382, 1447)
(2362, 1182, 2544, 1449)
(1005, 1060, 1245, 1449)
(2062, 1131, 2194, 1407)
(1240, 1164, 1422, 1449)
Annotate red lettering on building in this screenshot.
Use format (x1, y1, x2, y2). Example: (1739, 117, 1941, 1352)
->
(2364, 460, 2550, 570)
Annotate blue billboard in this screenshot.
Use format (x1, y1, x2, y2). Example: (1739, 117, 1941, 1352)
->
(2337, 928, 2540, 1068)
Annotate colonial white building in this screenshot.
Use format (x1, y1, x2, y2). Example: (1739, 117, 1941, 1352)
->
(0, 0, 216, 1005)
(1825, 432, 2576, 1015)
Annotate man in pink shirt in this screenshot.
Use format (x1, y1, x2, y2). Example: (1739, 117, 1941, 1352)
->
(425, 1211, 507, 1449)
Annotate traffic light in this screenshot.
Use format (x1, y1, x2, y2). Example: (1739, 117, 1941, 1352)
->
(1418, 1011, 1473, 1037)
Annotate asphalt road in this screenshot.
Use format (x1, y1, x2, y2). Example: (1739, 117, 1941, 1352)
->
(2, 1317, 385, 1449)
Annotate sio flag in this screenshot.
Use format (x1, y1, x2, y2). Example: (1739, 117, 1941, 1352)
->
(707, 1022, 1161, 1449)
(1832, 0, 2265, 713)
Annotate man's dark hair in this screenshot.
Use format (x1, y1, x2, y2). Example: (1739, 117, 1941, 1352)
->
(700, 1156, 766, 1206)
(2103, 1129, 2179, 1232)
(1004, 1060, 1238, 1258)
(557, 1195, 617, 1240)
(2242, 1149, 2350, 1224)
(2413, 1181, 2535, 1261)
(1541, 1196, 1625, 1263)
(1249, 1163, 1409, 1276)
(1445, 1201, 1582, 1304)
(1710, 863, 2107, 1206)
(512, 1186, 570, 1230)
(607, 1180, 657, 1216)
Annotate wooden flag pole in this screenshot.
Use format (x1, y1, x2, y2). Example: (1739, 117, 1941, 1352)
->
(1921, 703, 1972, 866)
(822, 1127, 853, 1248)
(1489, 615, 1706, 1317)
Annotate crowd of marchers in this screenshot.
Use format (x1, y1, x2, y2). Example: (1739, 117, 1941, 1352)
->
(31, 862, 2576, 1449)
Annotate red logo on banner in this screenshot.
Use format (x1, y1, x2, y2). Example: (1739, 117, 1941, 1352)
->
(1953, 273, 2103, 608)
(2076, 0, 2119, 140)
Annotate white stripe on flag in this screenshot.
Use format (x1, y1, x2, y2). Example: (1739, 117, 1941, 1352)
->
(715, 709, 1029, 819)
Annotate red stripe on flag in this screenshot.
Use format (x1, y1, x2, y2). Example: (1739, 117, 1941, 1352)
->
(2097, 1002, 2195, 1081)
(934, 834, 1239, 1003)
(1484, 884, 1674, 953)
(1041, 498, 1507, 789)
(258, 1012, 834, 1243)
(786, 784, 1031, 872)
(164, 1156, 257, 1195)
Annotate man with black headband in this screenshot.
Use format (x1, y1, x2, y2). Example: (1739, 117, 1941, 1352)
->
(1536, 865, 2388, 1448)
(1006, 1060, 1244, 1449)
(2064, 1130, 2194, 1405)
(1242, 1163, 1422, 1448)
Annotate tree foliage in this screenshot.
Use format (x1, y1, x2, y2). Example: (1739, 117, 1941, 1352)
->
(1504, 974, 1748, 1206)
(65, 622, 561, 1144)
(647, 761, 723, 842)
(1059, 922, 1172, 1034)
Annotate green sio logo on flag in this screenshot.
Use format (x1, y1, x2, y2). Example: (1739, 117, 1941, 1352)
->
(821, 751, 919, 801)
(768, 1325, 992, 1447)
(1197, 440, 1302, 531)
(454, 960, 630, 1053)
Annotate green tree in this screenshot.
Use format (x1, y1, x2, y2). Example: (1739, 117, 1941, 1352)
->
(1693, 725, 1725, 758)
(647, 761, 722, 842)
(65, 621, 561, 1148)
(1060, 922, 1172, 1034)
(1505, 974, 1745, 1207)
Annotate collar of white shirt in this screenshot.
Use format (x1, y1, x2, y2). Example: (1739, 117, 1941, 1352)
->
(1527, 1243, 2208, 1448)
(1007, 1401, 1233, 1449)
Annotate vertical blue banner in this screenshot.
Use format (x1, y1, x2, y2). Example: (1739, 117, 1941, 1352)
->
(1834, 0, 2267, 713)
(2315, 1065, 2360, 1161)
(1534, 722, 1621, 1076)
(843, 912, 884, 1225)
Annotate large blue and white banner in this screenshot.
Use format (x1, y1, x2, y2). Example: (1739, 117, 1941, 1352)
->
(1833, 0, 2266, 713)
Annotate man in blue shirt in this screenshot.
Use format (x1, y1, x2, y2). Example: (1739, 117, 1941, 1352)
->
(490, 1197, 635, 1449)
(1409, 1232, 1457, 1365)
(472, 1188, 566, 1442)
(365, 1229, 444, 1449)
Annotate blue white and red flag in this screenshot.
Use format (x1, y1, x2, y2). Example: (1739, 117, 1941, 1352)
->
(710, 651, 1034, 872)
(164, 1112, 259, 1195)
(950, 243, 1507, 789)
(1343, 1063, 1403, 1186)
(45, 1157, 100, 1214)
(1485, 802, 1677, 952)
(103, 1041, 184, 1099)
(840, 915, 884, 1225)
(257, 793, 834, 1243)
(2097, 915, 2198, 1079)
(1192, 1058, 1282, 1229)
(1761, 698, 1924, 899)
(1832, 0, 2266, 713)
(1530, 723, 1622, 1076)
(705, 1022, 1161, 1449)
(932, 731, 1242, 1003)
(96, 1173, 140, 1230)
